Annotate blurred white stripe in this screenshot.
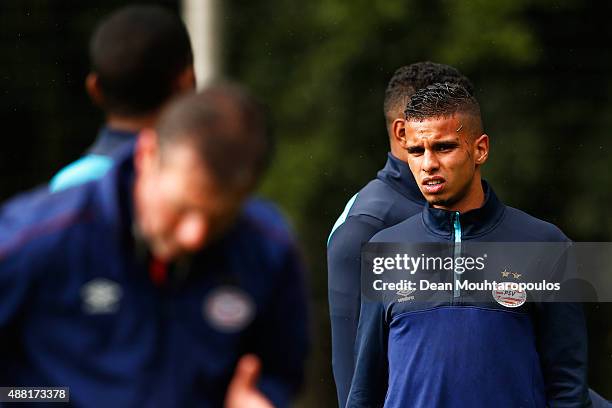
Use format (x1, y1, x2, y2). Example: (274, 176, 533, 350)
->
(181, 0, 221, 89)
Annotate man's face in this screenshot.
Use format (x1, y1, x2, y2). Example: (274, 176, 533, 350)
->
(404, 113, 488, 212)
(134, 133, 246, 261)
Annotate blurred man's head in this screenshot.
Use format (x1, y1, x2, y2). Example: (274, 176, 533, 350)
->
(133, 84, 269, 261)
(384, 62, 474, 160)
(87, 5, 195, 125)
(402, 83, 488, 213)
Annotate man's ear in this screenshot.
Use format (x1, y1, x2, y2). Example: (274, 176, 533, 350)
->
(173, 65, 197, 94)
(474, 134, 489, 166)
(392, 118, 408, 149)
(134, 128, 159, 172)
(85, 72, 105, 108)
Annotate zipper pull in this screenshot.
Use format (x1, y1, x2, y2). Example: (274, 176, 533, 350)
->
(453, 211, 461, 243)
(453, 211, 461, 298)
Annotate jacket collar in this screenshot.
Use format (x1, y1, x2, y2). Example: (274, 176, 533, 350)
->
(88, 126, 138, 157)
(422, 180, 505, 239)
(376, 153, 426, 205)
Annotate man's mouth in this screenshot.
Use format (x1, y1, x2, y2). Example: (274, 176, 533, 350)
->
(422, 177, 446, 194)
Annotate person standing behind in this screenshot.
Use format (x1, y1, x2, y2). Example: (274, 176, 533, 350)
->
(326, 62, 474, 407)
(50, 5, 196, 191)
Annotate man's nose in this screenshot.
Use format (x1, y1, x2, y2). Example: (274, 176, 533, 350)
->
(422, 150, 439, 173)
(176, 213, 207, 252)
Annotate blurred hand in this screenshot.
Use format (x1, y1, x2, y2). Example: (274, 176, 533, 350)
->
(225, 354, 275, 408)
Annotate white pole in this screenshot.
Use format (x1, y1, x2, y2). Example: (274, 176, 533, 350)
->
(181, 0, 220, 89)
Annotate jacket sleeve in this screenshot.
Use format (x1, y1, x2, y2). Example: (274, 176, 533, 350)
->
(346, 299, 388, 408)
(535, 302, 591, 408)
(327, 214, 386, 408)
(535, 244, 591, 408)
(0, 247, 37, 332)
(0, 205, 48, 333)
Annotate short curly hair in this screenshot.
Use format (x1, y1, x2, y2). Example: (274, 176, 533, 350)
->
(384, 62, 474, 125)
(404, 82, 480, 122)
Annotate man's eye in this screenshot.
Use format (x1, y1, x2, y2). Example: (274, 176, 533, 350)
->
(436, 143, 456, 152)
(407, 147, 424, 155)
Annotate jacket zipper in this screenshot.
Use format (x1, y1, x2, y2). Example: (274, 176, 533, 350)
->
(453, 211, 462, 299)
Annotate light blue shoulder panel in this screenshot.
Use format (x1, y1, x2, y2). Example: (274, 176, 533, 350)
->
(327, 193, 359, 246)
(49, 154, 114, 192)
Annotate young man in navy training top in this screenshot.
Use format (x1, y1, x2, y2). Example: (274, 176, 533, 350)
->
(327, 62, 474, 407)
(0, 85, 308, 407)
(347, 83, 591, 407)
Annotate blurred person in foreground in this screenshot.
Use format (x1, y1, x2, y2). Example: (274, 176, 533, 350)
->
(326, 62, 474, 407)
(46, 5, 299, 306)
(0, 85, 308, 407)
(348, 83, 590, 407)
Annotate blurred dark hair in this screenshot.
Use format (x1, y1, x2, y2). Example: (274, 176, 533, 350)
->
(156, 83, 270, 192)
(384, 61, 474, 125)
(90, 5, 193, 116)
(404, 82, 481, 122)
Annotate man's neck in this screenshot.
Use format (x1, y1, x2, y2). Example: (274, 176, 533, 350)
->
(106, 112, 158, 133)
(389, 146, 408, 164)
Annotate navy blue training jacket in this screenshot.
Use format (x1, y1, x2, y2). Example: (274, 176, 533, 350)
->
(0, 144, 308, 407)
(347, 182, 591, 408)
(327, 153, 425, 407)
